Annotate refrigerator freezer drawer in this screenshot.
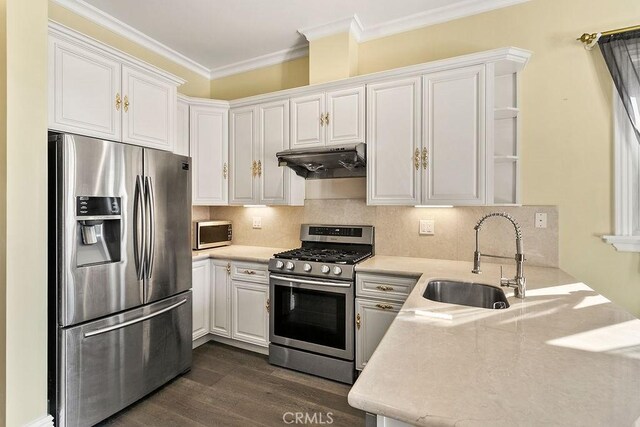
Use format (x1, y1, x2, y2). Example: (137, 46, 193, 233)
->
(57, 291, 192, 427)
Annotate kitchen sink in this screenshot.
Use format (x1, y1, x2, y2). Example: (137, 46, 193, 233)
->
(423, 280, 510, 309)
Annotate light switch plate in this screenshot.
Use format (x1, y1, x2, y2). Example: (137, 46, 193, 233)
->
(535, 213, 547, 229)
(252, 217, 262, 229)
(419, 219, 435, 235)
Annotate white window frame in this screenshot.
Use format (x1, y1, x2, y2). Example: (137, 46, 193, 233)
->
(602, 88, 640, 252)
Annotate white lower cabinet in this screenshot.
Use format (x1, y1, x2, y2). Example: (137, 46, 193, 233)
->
(210, 260, 231, 337)
(355, 298, 401, 370)
(193, 258, 269, 349)
(191, 259, 210, 340)
(231, 280, 270, 347)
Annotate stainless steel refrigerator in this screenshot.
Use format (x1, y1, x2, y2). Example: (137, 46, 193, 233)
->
(48, 132, 193, 427)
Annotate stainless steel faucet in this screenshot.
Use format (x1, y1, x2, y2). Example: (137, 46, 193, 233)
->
(471, 212, 526, 299)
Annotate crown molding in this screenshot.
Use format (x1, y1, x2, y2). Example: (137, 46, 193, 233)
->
(298, 14, 364, 42)
(359, 0, 531, 41)
(51, 0, 211, 78)
(209, 44, 309, 80)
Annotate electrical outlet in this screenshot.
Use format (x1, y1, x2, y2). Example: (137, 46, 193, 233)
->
(535, 212, 547, 229)
(419, 219, 435, 235)
(252, 217, 262, 229)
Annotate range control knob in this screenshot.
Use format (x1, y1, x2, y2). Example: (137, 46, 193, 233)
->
(285, 261, 295, 271)
(303, 263, 312, 272)
(321, 265, 330, 274)
(333, 266, 342, 275)
(275, 260, 284, 269)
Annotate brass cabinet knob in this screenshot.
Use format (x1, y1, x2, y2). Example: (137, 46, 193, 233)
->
(115, 93, 121, 111)
(320, 113, 325, 126)
(356, 313, 361, 330)
(257, 160, 262, 177)
(223, 162, 228, 179)
(422, 147, 428, 170)
(376, 285, 394, 291)
(324, 112, 329, 125)
(123, 95, 129, 113)
(243, 269, 255, 275)
(251, 160, 257, 177)
(226, 263, 231, 274)
(266, 298, 270, 313)
(414, 148, 420, 170)
(375, 304, 394, 310)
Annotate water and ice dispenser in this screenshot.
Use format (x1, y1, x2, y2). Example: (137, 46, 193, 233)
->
(76, 196, 121, 266)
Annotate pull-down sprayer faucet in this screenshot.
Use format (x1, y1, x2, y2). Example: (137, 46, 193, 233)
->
(472, 212, 526, 299)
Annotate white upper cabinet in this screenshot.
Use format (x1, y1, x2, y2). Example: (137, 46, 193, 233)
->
(190, 101, 229, 205)
(48, 35, 122, 141)
(121, 65, 176, 151)
(229, 106, 258, 205)
(423, 65, 486, 205)
(175, 96, 190, 157)
(290, 93, 325, 149)
(48, 23, 183, 151)
(367, 77, 422, 206)
(230, 101, 304, 206)
(326, 86, 365, 146)
(290, 85, 364, 149)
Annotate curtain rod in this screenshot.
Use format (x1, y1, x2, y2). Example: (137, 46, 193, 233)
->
(578, 24, 640, 48)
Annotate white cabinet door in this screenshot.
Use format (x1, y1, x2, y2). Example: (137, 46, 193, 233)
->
(367, 77, 422, 205)
(326, 86, 365, 146)
(231, 280, 269, 347)
(258, 100, 289, 205)
(192, 260, 210, 340)
(229, 107, 257, 205)
(175, 97, 189, 156)
(190, 104, 229, 205)
(121, 65, 176, 151)
(355, 299, 401, 370)
(48, 35, 122, 141)
(210, 260, 231, 337)
(290, 93, 325, 149)
(423, 65, 486, 205)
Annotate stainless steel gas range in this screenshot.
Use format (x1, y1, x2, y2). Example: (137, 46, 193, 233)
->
(268, 224, 374, 384)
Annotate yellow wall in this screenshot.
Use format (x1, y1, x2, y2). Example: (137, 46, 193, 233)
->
(5, 0, 49, 425)
(48, 1, 211, 97)
(357, 0, 640, 315)
(0, 0, 6, 423)
(309, 32, 358, 84)
(210, 56, 309, 100)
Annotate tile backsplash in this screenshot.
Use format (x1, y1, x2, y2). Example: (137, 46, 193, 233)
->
(193, 200, 559, 267)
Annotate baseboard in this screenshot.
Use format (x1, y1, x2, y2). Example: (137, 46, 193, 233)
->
(25, 414, 54, 427)
(192, 333, 269, 355)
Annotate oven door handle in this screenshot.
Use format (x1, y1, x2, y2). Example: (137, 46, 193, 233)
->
(269, 274, 352, 288)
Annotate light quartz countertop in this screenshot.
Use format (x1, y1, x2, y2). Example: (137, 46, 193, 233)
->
(192, 245, 289, 263)
(349, 255, 640, 426)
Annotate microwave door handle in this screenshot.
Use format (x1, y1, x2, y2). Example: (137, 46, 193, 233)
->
(269, 274, 352, 288)
(144, 176, 156, 280)
(133, 175, 145, 283)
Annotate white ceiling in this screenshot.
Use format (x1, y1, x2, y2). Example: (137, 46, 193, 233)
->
(59, 0, 529, 78)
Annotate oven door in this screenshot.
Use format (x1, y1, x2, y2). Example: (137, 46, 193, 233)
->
(269, 274, 354, 360)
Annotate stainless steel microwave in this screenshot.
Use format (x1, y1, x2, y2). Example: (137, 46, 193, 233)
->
(193, 221, 232, 250)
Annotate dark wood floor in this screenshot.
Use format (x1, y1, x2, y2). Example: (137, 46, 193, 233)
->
(99, 342, 365, 426)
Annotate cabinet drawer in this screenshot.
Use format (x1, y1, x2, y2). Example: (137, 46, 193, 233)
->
(231, 261, 269, 284)
(356, 273, 418, 302)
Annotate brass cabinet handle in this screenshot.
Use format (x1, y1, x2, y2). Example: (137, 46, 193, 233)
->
(223, 162, 228, 179)
(257, 160, 262, 177)
(422, 147, 428, 170)
(123, 95, 129, 113)
(325, 112, 329, 125)
(251, 160, 257, 177)
(356, 313, 361, 330)
(414, 148, 420, 170)
(320, 113, 325, 126)
(266, 298, 270, 313)
(375, 304, 394, 310)
(243, 269, 255, 275)
(226, 262, 231, 275)
(115, 93, 121, 111)
(376, 285, 394, 292)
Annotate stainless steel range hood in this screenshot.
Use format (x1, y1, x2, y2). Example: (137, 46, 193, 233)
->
(276, 143, 366, 179)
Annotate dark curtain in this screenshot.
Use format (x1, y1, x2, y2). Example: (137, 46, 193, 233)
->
(599, 30, 640, 144)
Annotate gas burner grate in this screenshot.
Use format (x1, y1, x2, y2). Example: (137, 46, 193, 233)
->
(274, 248, 372, 264)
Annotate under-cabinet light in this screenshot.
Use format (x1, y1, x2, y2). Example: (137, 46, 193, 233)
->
(414, 205, 454, 208)
(243, 204, 268, 208)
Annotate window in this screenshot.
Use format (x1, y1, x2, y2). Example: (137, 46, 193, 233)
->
(603, 92, 640, 251)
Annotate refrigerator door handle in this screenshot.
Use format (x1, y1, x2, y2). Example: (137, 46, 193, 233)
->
(133, 175, 146, 285)
(83, 298, 188, 338)
(144, 176, 156, 280)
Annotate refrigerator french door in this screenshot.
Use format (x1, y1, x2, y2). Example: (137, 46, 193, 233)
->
(48, 133, 192, 427)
